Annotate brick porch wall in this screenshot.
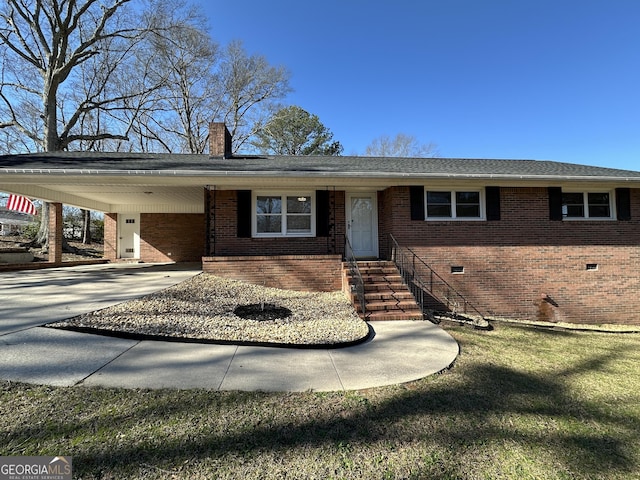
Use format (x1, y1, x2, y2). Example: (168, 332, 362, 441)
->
(202, 255, 343, 291)
(381, 186, 640, 325)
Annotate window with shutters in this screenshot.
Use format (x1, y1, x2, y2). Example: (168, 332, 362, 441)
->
(425, 189, 484, 220)
(253, 192, 315, 237)
(561, 191, 614, 219)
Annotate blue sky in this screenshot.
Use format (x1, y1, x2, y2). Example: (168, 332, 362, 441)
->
(199, 0, 639, 170)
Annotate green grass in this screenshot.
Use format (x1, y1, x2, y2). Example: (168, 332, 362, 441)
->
(2, 323, 639, 479)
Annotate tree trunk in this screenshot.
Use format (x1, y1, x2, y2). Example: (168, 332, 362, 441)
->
(33, 202, 49, 247)
(82, 209, 92, 244)
(31, 79, 60, 250)
(28, 202, 77, 255)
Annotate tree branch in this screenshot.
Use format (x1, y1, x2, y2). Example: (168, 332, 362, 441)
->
(0, 3, 45, 70)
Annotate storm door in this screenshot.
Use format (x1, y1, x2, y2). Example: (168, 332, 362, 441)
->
(346, 193, 378, 258)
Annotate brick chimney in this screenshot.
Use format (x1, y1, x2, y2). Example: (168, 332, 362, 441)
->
(209, 122, 232, 158)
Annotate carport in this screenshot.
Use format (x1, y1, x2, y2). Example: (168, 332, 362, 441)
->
(0, 152, 217, 266)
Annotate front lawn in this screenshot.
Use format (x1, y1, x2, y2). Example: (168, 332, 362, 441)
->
(1, 323, 639, 479)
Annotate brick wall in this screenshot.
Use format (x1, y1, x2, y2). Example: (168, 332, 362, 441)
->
(103, 212, 204, 263)
(381, 186, 640, 325)
(140, 213, 205, 262)
(205, 189, 346, 256)
(202, 255, 343, 291)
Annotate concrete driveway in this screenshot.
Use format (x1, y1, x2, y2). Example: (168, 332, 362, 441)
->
(0, 262, 201, 335)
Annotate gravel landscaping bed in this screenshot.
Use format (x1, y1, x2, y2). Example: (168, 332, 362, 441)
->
(47, 274, 370, 346)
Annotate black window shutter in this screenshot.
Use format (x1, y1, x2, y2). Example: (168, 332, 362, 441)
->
(237, 190, 252, 238)
(316, 190, 330, 237)
(548, 187, 563, 221)
(485, 186, 501, 221)
(616, 188, 631, 221)
(409, 186, 425, 220)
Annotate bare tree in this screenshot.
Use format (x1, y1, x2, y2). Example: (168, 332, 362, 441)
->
(0, 0, 182, 247)
(216, 40, 291, 153)
(365, 133, 439, 158)
(131, 2, 220, 153)
(120, 28, 291, 155)
(0, 0, 152, 152)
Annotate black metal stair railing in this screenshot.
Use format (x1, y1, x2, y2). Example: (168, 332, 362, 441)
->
(389, 234, 488, 328)
(344, 236, 366, 319)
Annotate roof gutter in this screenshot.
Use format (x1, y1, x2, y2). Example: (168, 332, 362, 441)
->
(2, 168, 640, 184)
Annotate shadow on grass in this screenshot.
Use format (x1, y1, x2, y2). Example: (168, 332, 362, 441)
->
(3, 336, 638, 478)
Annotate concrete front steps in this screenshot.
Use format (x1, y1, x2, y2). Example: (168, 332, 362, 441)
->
(345, 260, 424, 321)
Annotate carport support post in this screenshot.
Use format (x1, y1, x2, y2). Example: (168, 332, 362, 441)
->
(48, 202, 63, 265)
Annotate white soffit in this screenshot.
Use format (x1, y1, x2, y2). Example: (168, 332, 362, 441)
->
(1, 168, 639, 213)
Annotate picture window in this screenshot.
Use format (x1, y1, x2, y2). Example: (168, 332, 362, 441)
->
(253, 193, 314, 237)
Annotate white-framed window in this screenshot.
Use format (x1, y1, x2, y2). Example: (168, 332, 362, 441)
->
(562, 191, 613, 219)
(253, 192, 315, 237)
(425, 189, 484, 220)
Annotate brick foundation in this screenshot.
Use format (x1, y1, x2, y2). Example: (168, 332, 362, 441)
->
(202, 255, 343, 291)
(403, 244, 640, 325)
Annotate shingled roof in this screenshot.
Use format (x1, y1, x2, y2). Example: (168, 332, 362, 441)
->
(1, 151, 639, 181)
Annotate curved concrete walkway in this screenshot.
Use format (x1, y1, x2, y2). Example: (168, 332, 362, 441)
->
(0, 263, 459, 392)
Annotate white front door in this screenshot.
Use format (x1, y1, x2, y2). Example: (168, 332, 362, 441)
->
(118, 213, 140, 259)
(346, 192, 378, 258)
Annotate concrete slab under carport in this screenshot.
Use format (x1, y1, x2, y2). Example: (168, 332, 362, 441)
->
(0, 262, 202, 335)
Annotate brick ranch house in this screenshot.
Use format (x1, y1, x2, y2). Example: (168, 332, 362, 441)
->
(1, 123, 639, 326)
